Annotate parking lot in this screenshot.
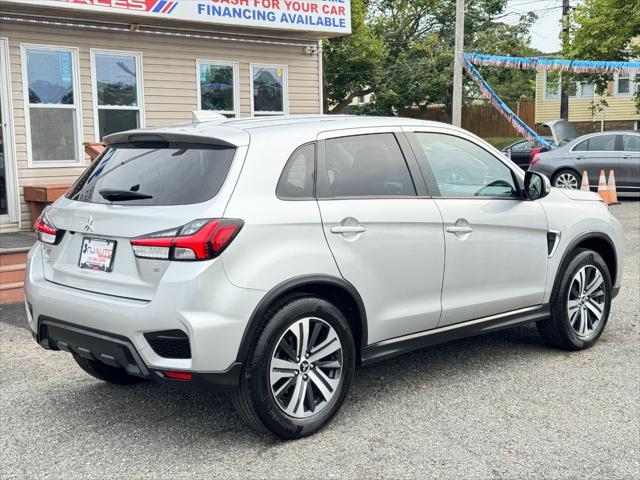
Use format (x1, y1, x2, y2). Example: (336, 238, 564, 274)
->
(0, 199, 638, 480)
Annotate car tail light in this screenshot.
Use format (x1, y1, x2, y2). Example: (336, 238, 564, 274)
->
(530, 155, 541, 166)
(130, 218, 243, 261)
(162, 370, 192, 381)
(530, 147, 542, 160)
(34, 210, 64, 245)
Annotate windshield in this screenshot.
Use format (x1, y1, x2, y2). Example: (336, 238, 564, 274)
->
(66, 143, 236, 206)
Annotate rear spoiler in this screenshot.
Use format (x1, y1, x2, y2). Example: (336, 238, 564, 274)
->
(103, 126, 249, 148)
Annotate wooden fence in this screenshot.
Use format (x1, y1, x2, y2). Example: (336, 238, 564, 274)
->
(400, 100, 536, 138)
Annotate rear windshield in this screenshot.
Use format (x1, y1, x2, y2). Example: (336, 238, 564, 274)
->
(67, 143, 236, 206)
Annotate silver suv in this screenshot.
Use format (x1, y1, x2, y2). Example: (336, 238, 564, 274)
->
(25, 115, 623, 438)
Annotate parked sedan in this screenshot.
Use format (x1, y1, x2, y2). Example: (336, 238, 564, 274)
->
(502, 137, 553, 170)
(530, 130, 640, 190)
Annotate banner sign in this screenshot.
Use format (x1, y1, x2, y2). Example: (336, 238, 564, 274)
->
(465, 53, 640, 74)
(463, 60, 553, 149)
(3, 0, 351, 35)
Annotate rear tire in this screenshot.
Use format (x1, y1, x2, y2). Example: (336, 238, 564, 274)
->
(553, 169, 580, 189)
(73, 355, 146, 385)
(537, 248, 611, 350)
(232, 296, 355, 439)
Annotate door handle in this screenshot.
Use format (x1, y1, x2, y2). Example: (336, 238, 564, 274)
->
(330, 225, 366, 234)
(575, 156, 586, 160)
(446, 226, 473, 234)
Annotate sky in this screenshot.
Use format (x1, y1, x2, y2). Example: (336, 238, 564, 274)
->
(503, 0, 568, 54)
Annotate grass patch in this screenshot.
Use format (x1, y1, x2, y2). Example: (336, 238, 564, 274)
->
(482, 137, 522, 149)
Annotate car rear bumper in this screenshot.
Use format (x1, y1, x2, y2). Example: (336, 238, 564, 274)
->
(34, 317, 243, 391)
(25, 242, 265, 374)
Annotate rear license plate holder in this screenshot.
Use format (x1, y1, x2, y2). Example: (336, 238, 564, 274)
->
(79, 237, 116, 272)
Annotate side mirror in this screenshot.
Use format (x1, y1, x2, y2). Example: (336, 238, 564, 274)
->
(524, 171, 551, 200)
(504, 147, 512, 159)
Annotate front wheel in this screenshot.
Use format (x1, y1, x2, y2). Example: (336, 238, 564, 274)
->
(537, 248, 611, 350)
(232, 296, 355, 439)
(553, 169, 580, 189)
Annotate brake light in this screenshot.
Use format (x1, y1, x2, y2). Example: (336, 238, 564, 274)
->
(530, 147, 542, 166)
(530, 155, 541, 166)
(162, 371, 192, 381)
(130, 218, 243, 261)
(34, 211, 64, 245)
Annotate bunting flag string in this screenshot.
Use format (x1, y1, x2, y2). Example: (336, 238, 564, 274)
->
(463, 60, 554, 149)
(464, 53, 640, 74)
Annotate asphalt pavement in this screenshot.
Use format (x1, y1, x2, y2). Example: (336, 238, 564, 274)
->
(1, 199, 638, 479)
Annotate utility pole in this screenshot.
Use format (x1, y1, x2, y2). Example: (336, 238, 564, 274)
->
(452, 0, 464, 127)
(560, 0, 570, 120)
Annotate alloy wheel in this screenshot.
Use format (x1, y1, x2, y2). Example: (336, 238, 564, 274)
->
(567, 265, 606, 338)
(269, 317, 343, 419)
(555, 173, 579, 189)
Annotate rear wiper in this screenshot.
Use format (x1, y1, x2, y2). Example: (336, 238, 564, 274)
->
(98, 189, 153, 202)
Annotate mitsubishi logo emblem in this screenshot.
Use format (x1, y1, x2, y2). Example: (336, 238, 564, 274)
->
(84, 215, 94, 232)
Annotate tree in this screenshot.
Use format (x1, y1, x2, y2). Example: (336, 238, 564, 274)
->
(470, 13, 539, 103)
(323, 0, 538, 114)
(566, 0, 640, 110)
(322, 0, 386, 113)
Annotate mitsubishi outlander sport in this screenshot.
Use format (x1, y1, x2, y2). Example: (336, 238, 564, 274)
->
(24, 115, 623, 438)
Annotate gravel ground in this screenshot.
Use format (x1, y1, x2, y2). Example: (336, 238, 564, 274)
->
(1, 200, 638, 480)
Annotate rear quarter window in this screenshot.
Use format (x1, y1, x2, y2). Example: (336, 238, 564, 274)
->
(66, 143, 236, 206)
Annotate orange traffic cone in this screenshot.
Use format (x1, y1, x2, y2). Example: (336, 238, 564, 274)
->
(580, 171, 590, 191)
(597, 169, 609, 203)
(607, 170, 618, 205)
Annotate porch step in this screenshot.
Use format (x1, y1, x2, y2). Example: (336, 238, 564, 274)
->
(0, 267, 25, 284)
(0, 248, 29, 304)
(0, 282, 24, 304)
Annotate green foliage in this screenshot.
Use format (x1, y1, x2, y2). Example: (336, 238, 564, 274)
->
(566, 0, 640, 110)
(470, 13, 538, 103)
(323, 0, 537, 114)
(322, 0, 386, 113)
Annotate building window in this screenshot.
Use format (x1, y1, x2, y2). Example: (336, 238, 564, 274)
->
(544, 70, 560, 100)
(22, 46, 82, 165)
(92, 50, 143, 141)
(251, 64, 288, 115)
(570, 81, 595, 98)
(197, 60, 239, 117)
(615, 73, 636, 96)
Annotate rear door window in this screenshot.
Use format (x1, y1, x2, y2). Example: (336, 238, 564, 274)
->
(67, 143, 235, 206)
(586, 135, 617, 151)
(620, 134, 640, 152)
(320, 133, 416, 198)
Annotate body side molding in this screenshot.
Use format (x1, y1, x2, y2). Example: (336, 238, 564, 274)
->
(361, 304, 550, 365)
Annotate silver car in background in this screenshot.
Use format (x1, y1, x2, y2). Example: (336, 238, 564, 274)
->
(530, 122, 640, 190)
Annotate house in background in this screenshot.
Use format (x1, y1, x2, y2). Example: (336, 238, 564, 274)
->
(535, 70, 639, 134)
(0, 0, 351, 233)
